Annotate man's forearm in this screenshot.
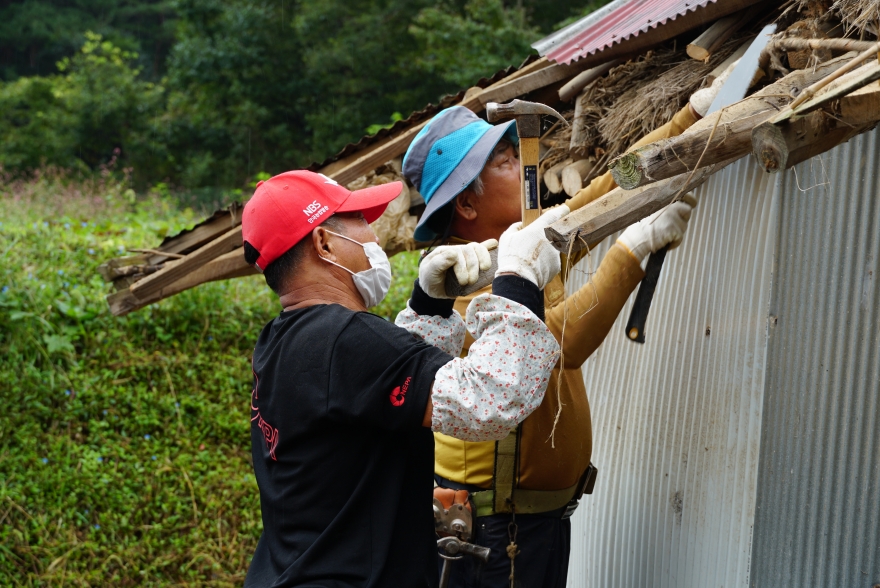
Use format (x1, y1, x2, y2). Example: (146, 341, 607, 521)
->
(395, 279, 466, 357)
(428, 293, 559, 442)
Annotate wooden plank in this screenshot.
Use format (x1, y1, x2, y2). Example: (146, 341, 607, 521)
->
(837, 80, 880, 125)
(128, 226, 243, 300)
(545, 158, 739, 253)
(108, 249, 257, 316)
(606, 53, 858, 190)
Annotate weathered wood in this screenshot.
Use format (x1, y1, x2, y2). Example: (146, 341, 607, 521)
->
(751, 110, 872, 174)
(788, 42, 880, 110)
(108, 249, 257, 316)
(562, 159, 595, 197)
(128, 226, 243, 300)
(837, 80, 880, 125)
(545, 159, 739, 253)
(767, 37, 877, 56)
(687, 12, 748, 61)
(558, 60, 619, 102)
(97, 254, 148, 282)
(607, 53, 859, 190)
(145, 204, 243, 265)
(543, 159, 570, 194)
(569, 83, 593, 158)
(771, 60, 880, 123)
(476, 61, 588, 107)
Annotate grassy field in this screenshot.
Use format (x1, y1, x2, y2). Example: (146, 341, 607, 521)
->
(0, 170, 419, 586)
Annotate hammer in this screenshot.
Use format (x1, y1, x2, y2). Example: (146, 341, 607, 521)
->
(443, 100, 568, 297)
(486, 99, 568, 228)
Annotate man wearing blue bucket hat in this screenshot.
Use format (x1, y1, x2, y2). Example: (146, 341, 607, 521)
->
(404, 82, 724, 585)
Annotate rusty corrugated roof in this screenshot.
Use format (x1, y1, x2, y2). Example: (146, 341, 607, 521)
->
(535, 0, 734, 65)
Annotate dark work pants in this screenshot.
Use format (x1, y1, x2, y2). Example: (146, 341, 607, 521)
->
(440, 513, 571, 588)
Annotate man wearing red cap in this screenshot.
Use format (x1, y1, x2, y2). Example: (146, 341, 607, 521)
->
(241, 170, 569, 587)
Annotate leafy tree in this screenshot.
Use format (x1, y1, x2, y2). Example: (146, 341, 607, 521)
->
(293, 0, 457, 160)
(0, 0, 176, 82)
(159, 0, 308, 188)
(0, 33, 163, 177)
(409, 0, 540, 89)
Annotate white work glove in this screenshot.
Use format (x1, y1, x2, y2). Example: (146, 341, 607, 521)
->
(495, 205, 570, 290)
(689, 58, 739, 117)
(418, 240, 497, 299)
(617, 193, 697, 263)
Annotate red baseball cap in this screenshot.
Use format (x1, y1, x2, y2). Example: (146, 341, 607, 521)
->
(242, 170, 402, 271)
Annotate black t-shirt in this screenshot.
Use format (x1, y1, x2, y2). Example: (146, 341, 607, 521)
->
(245, 303, 452, 588)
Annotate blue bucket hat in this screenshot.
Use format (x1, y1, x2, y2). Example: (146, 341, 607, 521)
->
(403, 106, 517, 242)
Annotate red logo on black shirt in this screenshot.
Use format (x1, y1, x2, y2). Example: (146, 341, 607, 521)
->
(390, 376, 411, 406)
(251, 370, 279, 461)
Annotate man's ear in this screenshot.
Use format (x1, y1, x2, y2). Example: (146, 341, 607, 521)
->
(312, 226, 335, 262)
(454, 189, 479, 221)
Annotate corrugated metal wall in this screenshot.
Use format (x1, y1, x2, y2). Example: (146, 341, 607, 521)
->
(751, 130, 880, 586)
(565, 156, 778, 587)
(564, 129, 880, 587)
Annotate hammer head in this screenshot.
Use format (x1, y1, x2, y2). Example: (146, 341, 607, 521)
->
(485, 99, 569, 127)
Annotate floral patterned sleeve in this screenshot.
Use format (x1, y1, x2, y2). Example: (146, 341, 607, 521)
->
(394, 302, 466, 358)
(429, 293, 560, 442)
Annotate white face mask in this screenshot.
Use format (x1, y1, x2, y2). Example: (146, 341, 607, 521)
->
(321, 230, 392, 308)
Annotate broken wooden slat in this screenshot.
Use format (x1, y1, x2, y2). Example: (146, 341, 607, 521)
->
(128, 226, 243, 300)
(787, 41, 880, 111)
(545, 159, 738, 254)
(108, 249, 257, 316)
(97, 254, 148, 282)
(145, 203, 242, 265)
(607, 53, 860, 190)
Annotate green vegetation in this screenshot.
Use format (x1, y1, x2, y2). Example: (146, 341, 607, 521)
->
(0, 0, 615, 583)
(0, 173, 419, 584)
(0, 0, 610, 192)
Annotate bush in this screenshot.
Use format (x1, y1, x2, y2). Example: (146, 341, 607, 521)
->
(0, 33, 165, 187)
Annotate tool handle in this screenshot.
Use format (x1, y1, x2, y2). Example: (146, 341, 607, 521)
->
(520, 136, 541, 228)
(457, 541, 491, 563)
(624, 246, 669, 344)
